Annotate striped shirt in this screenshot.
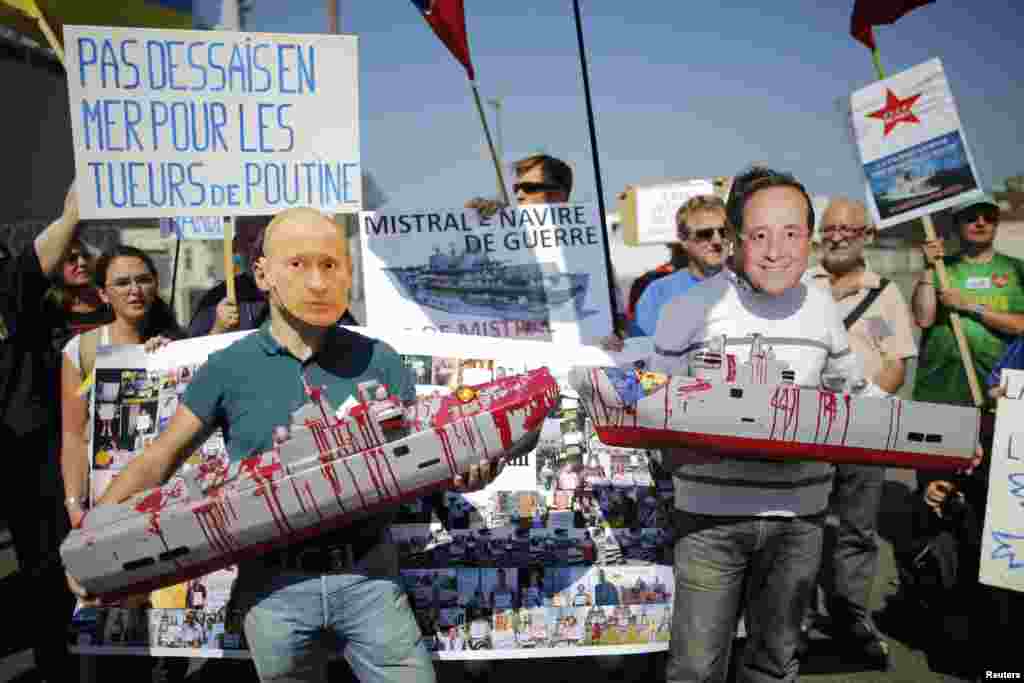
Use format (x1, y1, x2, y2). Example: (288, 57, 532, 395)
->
(650, 269, 881, 517)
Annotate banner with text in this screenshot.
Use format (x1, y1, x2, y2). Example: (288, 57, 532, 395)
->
(850, 57, 984, 229)
(359, 204, 614, 346)
(69, 329, 671, 660)
(65, 25, 361, 219)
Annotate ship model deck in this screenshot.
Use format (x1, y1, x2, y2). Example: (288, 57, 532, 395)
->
(384, 246, 590, 320)
(62, 369, 559, 600)
(569, 337, 979, 471)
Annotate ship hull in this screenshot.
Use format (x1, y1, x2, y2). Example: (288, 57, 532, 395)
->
(570, 366, 979, 471)
(62, 369, 559, 600)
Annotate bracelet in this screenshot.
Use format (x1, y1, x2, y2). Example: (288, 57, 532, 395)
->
(915, 280, 935, 288)
(64, 496, 85, 508)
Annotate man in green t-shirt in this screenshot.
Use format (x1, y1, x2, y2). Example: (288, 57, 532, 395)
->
(912, 194, 1024, 407)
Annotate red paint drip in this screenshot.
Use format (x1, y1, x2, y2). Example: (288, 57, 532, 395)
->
(435, 426, 459, 476)
(492, 409, 513, 450)
(340, 457, 368, 510)
(303, 481, 324, 520)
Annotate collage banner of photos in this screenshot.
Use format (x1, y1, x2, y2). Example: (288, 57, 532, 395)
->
(70, 341, 676, 659)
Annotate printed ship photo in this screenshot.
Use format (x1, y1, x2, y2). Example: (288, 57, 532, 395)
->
(62, 369, 560, 600)
(384, 244, 592, 321)
(570, 334, 980, 471)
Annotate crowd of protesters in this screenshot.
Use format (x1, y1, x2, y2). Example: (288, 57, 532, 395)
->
(1, 157, 1021, 683)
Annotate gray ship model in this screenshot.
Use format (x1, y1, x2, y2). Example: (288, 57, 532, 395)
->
(383, 244, 591, 320)
(62, 369, 559, 600)
(569, 335, 979, 471)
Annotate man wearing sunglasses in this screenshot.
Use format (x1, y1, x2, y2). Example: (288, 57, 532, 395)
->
(912, 194, 1024, 409)
(629, 196, 731, 338)
(803, 197, 918, 669)
(465, 153, 573, 214)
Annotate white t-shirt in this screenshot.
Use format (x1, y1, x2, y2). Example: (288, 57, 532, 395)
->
(651, 269, 882, 517)
(62, 325, 112, 372)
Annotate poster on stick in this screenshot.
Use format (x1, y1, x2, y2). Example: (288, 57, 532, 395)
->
(359, 204, 615, 345)
(850, 57, 984, 229)
(980, 369, 1024, 594)
(65, 26, 361, 219)
(617, 178, 723, 247)
(68, 329, 671, 660)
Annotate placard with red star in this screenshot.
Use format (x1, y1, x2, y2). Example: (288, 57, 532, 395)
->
(867, 89, 922, 136)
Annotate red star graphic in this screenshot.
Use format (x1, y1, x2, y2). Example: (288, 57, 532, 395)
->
(867, 89, 922, 136)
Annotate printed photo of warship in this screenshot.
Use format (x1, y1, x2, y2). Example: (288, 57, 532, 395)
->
(383, 244, 592, 321)
(62, 369, 560, 600)
(881, 171, 940, 202)
(569, 334, 980, 471)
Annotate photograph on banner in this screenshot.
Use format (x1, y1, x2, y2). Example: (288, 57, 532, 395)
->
(359, 203, 614, 345)
(850, 57, 984, 228)
(65, 26, 361, 219)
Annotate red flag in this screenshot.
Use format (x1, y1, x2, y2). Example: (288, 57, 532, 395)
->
(410, 0, 475, 80)
(850, 0, 934, 50)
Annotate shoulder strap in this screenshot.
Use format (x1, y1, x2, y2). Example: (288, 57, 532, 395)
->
(844, 278, 890, 330)
(75, 326, 105, 396)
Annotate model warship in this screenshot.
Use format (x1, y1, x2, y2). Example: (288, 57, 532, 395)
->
(569, 334, 979, 471)
(383, 244, 591, 320)
(62, 369, 559, 600)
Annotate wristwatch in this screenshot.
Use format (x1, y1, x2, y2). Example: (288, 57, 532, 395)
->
(970, 303, 986, 317)
(64, 496, 84, 508)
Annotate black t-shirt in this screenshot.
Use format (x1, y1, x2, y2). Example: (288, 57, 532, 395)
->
(43, 299, 114, 356)
(0, 246, 59, 434)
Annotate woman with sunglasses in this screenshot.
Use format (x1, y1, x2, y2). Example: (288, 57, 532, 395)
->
(60, 245, 183, 530)
(43, 237, 112, 353)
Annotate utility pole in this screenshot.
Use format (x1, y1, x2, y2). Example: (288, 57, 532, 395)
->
(487, 96, 505, 200)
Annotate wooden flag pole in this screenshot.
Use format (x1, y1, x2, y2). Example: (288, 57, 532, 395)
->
(921, 214, 984, 406)
(470, 82, 511, 205)
(223, 217, 236, 303)
(869, 43, 982, 407)
(26, 1, 65, 65)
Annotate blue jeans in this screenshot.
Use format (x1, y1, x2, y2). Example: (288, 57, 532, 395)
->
(232, 551, 435, 683)
(825, 463, 884, 626)
(666, 511, 824, 683)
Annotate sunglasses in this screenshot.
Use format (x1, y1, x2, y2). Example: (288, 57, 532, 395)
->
(681, 226, 729, 243)
(956, 207, 999, 226)
(513, 181, 563, 195)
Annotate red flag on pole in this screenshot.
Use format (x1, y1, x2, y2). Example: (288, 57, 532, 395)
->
(850, 0, 934, 50)
(410, 0, 475, 80)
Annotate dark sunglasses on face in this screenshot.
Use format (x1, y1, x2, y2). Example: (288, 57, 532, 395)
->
(681, 226, 729, 243)
(513, 181, 563, 195)
(957, 208, 998, 226)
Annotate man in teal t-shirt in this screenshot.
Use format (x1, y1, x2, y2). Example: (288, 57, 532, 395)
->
(912, 194, 1024, 407)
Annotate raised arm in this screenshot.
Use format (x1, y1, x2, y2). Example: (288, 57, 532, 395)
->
(34, 181, 79, 275)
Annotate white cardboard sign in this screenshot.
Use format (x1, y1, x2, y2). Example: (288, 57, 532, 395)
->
(65, 26, 361, 219)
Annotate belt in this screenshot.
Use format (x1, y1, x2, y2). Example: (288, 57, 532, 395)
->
(265, 531, 383, 574)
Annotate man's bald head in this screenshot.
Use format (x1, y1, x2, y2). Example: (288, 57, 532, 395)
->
(820, 197, 873, 274)
(821, 198, 870, 231)
(261, 208, 350, 262)
(254, 207, 352, 328)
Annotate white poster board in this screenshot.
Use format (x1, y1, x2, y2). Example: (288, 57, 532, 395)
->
(359, 204, 615, 345)
(980, 369, 1024, 593)
(850, 57, 984, 229)
(624, 179, 716, 246)
(65, 26, 361, 219)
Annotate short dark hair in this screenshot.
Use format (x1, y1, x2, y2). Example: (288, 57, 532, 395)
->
(726, 165, 815, 235)
(514, 154, 573, 196)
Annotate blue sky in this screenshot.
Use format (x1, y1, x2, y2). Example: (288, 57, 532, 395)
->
(194, 1, 1023, 210)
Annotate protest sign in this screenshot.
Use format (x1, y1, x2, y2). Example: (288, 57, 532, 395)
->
(617, 178, 729, 246)
(359, 204, 615, 345)
(850, 57, 984, 229)
(159, 215, 224, 239)
(65, 25, 361, 219)
(980, 369, 1024, 594)
(70, 329, 672, 660)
